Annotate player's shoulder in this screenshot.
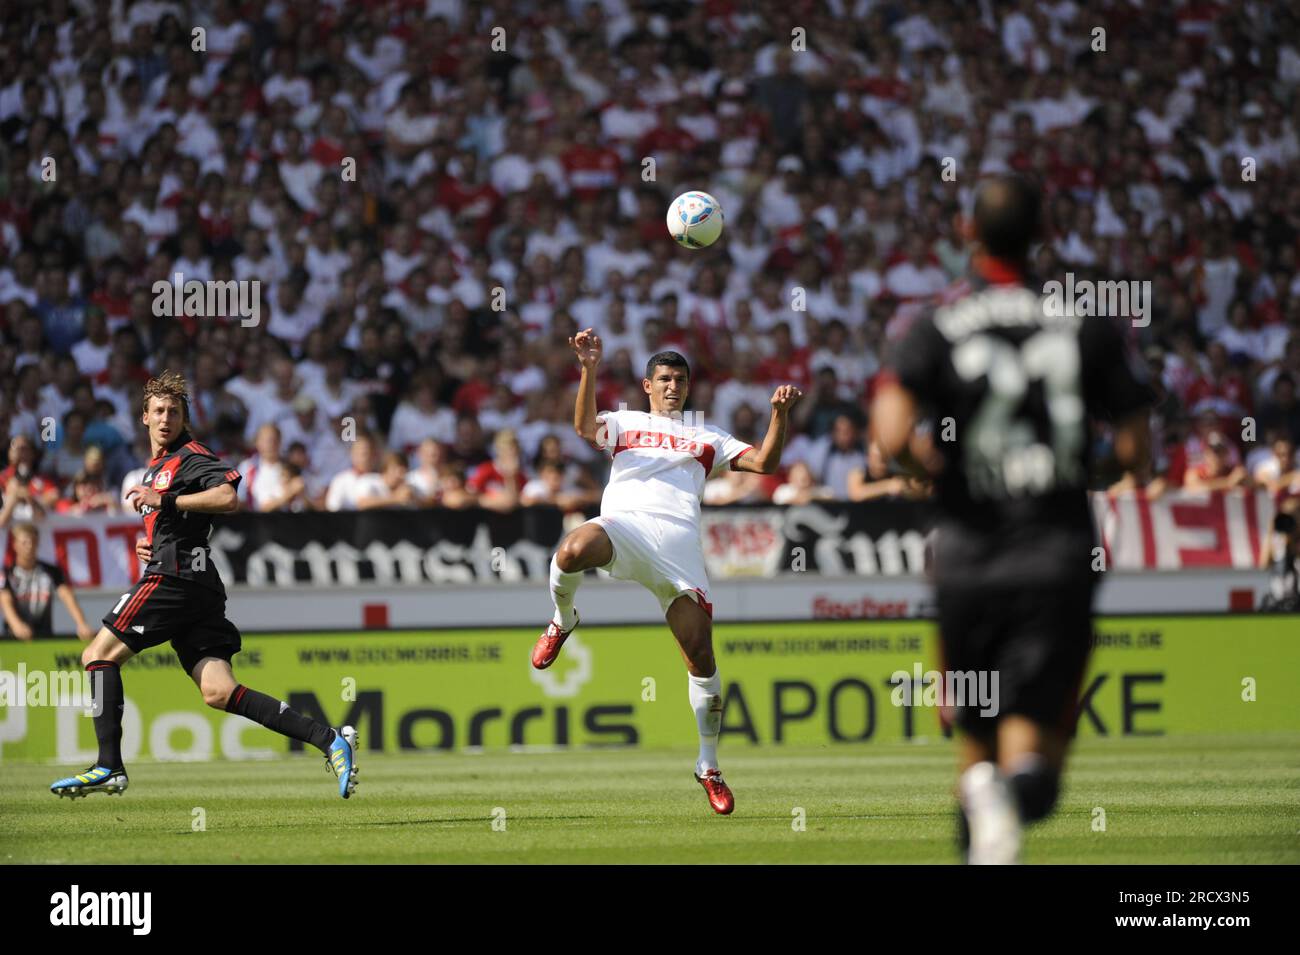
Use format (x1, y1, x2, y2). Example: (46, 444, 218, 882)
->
(692, 419, 729, 438)
(179, 439, 218, 461)
(599, 407, 649, 435)
(600, 407, 645, 421)
(177, 438, 239, 479)
(691, 421, 740, 449)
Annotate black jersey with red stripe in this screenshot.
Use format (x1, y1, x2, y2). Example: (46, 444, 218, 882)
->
(138, 431, 242, 594)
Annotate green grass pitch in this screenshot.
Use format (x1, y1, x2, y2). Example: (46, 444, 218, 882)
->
(3, 734, 1297, 864)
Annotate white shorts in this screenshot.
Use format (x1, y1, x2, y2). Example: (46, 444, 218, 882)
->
(589, 512, 712, 617)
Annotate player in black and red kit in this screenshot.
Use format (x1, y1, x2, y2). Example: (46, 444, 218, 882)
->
(50, 371, 359, 800)
(871, 176, 1151, 863)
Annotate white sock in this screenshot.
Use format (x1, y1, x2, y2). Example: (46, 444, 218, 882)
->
(688, 670, 723, 774)
(959, 761, 1021, 865)
(549, 554, 582, 630)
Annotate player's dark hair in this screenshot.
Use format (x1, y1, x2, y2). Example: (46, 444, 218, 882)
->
(141, 369, 191, 423)
(973, 174, 1041, 262)
(645, 351, 690, 381)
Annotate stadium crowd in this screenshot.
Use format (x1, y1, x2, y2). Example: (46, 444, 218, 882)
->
(3, 0, 1300, 527)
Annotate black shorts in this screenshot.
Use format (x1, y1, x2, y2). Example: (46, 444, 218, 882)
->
(103, 573, 242, 675)
(935, 576, 1095, 737)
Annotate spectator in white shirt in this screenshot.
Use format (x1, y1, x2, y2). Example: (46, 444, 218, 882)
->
(1197, 229, 1240, 338)
(266, 278, 321, 349)
(389, 378, 456, 453)
(384, 82, 438, 175)
(234, 226, 284, 286)
(244, 355, 301, 442)
(121, 172, 177, 255)
(521, 460, 591, 512)
(382, 223, 424, 284)
(490, 124, 566, 196)
(713, 353, 771, 436)
(225, 341, 277, 411)
(277, 128, 324, 213)
(772, 460, 835, 505)
(600, 80, 657, 151)
(805, 414, 868, 500)
(325, 434, 387, 511)
(810, 320, 875, 400)
(357, 451, 417, 510)
(479, 381, 527, 437)
(239, 423, 309, 512)
(758, 155, 805, 231)
(262, 47, 312, 110)
(884, 234, 948, 300)
(406, 437, 446, 503)
(308, 349, 363, 422)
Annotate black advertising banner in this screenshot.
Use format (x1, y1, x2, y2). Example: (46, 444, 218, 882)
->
(10, 502, 939, 589)
(207, 506, 575, 586)
(195, 503, 938, 588)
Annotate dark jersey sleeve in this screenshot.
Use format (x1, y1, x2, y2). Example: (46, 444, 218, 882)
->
(889, 312, 947, 408)
(1080, 316, 1153, 422)
(43, 561, 66, 587)
(180, 451, 243, 493)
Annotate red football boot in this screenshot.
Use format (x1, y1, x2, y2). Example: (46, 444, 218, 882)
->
(531, 612, 579, 670)
(695, 769, 735, 815)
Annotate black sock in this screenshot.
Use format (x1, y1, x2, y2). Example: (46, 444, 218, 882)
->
(1008, 765, 1060, 823)
(225, 684, 335, 754)
(87, 661, 124, 770)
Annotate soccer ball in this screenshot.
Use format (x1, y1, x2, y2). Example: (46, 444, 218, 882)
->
(667, 191, 724, 249)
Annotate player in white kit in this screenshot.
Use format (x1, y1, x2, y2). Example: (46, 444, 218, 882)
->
(533, 329, 801, 814)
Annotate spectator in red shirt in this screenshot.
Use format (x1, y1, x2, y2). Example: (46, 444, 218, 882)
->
(1184, 341, 1253, 435)
(1184, 430, 1248, 491)
(468, 430, 527, 511)
(635, 102, 700, 168)
(55, 461, 119, 515)
(756, 321, 812, 391)
(309, 105, 351, 167)
(0, 435, 59, 528)
(561, 114, 622, 200)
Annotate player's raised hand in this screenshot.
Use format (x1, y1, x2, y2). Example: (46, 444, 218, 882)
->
(570, 328, 603, 369)
(770, 384, 803, 413)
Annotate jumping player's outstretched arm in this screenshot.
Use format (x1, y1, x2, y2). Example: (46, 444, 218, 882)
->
(732, 384, 802, 474)
(571, 327, 603, 443)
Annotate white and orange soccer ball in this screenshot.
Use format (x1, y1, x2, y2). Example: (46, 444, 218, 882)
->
(667, 191, 724, 249)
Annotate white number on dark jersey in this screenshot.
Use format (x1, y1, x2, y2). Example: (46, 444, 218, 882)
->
(951, 329, 1085, 497)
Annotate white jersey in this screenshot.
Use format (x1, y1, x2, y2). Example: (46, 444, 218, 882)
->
(596, 408, 753, 526)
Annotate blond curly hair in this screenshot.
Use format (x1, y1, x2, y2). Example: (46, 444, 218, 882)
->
(141, 369, 191, 423)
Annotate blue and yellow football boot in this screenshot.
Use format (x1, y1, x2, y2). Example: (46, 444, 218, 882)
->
(325, 725, 359, 799)
(51, 765, 129, 798)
